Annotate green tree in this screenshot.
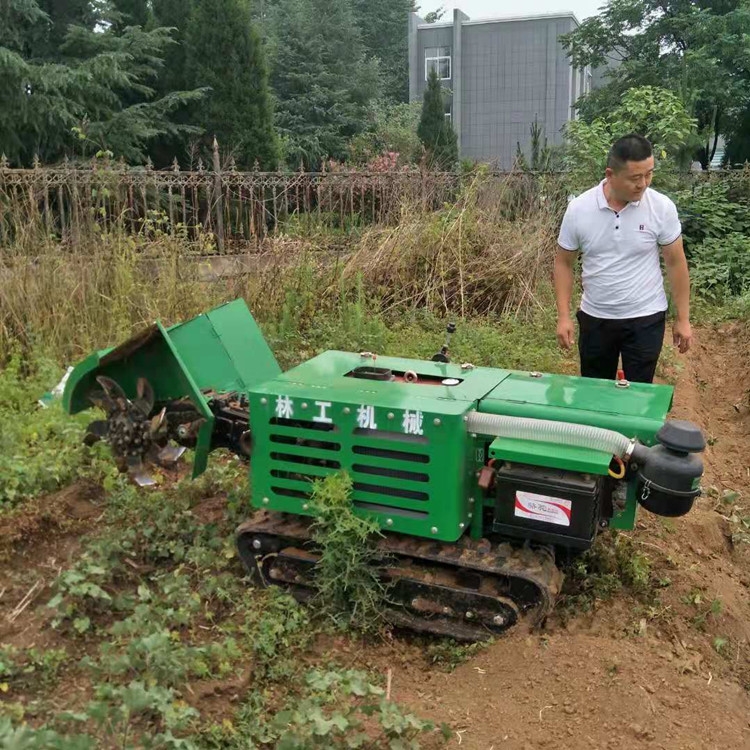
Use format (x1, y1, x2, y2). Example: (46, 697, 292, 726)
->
(353, 0, 414, 102)
(111, 0, 150, 30)
(563, 86, 697, 193)
(185, 0, 279, 169)
(0, 0, 203, 165)
(562, 0, 750, 169)
(269, 0, 380, 168)
(724, 104, 750, 166)
(348, 100, 422, 165)
(417, 68, 457, 169)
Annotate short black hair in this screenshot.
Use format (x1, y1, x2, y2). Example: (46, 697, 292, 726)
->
(607, 134, 653, 171)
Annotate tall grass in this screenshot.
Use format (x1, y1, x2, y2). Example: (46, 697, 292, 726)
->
(0, 172, 567, 365)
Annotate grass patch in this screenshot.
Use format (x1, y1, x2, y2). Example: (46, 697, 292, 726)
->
(557, 532, 654, 621)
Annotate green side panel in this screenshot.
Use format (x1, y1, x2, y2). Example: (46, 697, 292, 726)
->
(479, 371, 672, 445)
(489, 437, 612, 475)
(167, 299, 281, 393)
(247, 351, 509, 542)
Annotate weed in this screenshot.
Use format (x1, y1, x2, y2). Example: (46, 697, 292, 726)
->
(713, 636, 729, 656)
(425, 639, 490, 672)
(558, 532, 653, 618)
(0, 646, 68, 692)
(681, 589, 724, 630)
(201, 668, 442, 749)
(244, 588, 312, 681)
(62, 680, 199, 749)
(309, 472, 388, 634)
(0, 351, 113, 506)
(0, 718, 94, 749)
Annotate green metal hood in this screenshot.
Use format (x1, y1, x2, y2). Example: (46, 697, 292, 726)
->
(478, 370, 673, 445)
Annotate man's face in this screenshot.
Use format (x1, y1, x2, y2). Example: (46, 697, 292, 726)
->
(606, 156, 655, 202)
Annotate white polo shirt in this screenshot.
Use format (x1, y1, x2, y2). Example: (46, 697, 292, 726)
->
(557, 181, 682, 319)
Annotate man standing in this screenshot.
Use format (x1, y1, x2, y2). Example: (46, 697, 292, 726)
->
(554, 134, 692, 383)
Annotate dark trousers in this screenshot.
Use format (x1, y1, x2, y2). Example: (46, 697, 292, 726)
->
(577, 309, 666, 384)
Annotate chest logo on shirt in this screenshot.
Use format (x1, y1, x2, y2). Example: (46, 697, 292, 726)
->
(639, 224, 646, 231)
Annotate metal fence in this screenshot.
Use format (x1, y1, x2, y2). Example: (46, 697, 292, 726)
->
(1, 150, 747, 252)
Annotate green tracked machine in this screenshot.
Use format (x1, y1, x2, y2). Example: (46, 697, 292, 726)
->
(63, 299, 706, 641)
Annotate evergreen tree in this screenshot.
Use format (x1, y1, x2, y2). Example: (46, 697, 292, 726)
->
(353, 0, 413, 102)
(33, 0, 98, 58)
(0, 0, 203, 165)
(417, 69, 457, 169)
(184, 0, 278, 169)
(111, 0, 151, 30)
(269, 0, 380, 168)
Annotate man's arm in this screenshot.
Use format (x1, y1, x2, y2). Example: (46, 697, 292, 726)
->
(662, 237, 692, 353)
(554, 247, 577, 350)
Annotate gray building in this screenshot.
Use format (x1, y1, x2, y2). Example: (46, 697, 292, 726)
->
(408, 10, 591, 167)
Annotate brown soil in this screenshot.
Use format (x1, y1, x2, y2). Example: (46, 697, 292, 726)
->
(2, 324, 749, 748)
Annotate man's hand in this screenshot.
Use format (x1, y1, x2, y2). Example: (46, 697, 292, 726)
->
(673, 319, 692, 353)
(557, 316, 575, 350)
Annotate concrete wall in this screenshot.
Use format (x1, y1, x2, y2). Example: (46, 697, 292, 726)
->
(409, 14, 582, 168)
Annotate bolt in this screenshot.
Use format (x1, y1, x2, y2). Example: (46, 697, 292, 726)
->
(493, 614, 505, 626)
(469, 497, 475, 504)
(463, 416, 469, 422)
(386, 518, 393, 526)
(468, 512, 473, 519)
(430, 526, 438, 535)
(471, 433, 477, 439)
(302, 503, 309, 510)
(260, 397, 267, 405)
(411, 598, 419, 608)
(252, 538, 262, 550)
(465, 611, 474, 619)
(388, 412, 394, 420)
(442, 606, 451, 614)
(459, 522, 465, 530)
(262, 497, 270, 505)
(302, 402, 308, 409)
(433, 418, 441, 426)
(599, 519, 608, 528)
(343, 407, 351, 415)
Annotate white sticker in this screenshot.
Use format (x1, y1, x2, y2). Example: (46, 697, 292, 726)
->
(514, 491, 572, 527)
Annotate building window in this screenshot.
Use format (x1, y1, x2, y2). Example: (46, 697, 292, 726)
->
(444, 100, 452, 124)
(425, 47, 451, 81)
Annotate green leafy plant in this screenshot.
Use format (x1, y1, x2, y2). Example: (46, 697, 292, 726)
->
(563, 86, 698, 193)
(0, 646, 68, 692)
(64, 680, 199, 749)
(558, 532, 653, 618)
(205, 668, 441, 749)
(309, 472, 388, 633)
(690, 234, 750, 302)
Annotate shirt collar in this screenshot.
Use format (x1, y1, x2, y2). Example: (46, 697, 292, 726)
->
(597, 179, 642, 210)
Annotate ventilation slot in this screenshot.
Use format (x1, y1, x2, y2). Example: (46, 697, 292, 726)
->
(271, 486, 310, 499)
(352, 445, 429, 464)
(271, 469, 331, 483)
(353, 501, 428, 519)
(270, 453, 341, 469)
(353, 464, 428, 483)
(353, 428, 427, 445)
(270, 417, 338, 433)
(353, 482, 428, 502)
(270, 434, 340, 452)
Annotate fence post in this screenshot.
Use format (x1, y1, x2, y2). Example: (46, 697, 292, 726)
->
(212, 137, 225, 254)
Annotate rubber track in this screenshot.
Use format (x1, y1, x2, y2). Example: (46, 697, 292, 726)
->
(236, 510, 563, 640)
